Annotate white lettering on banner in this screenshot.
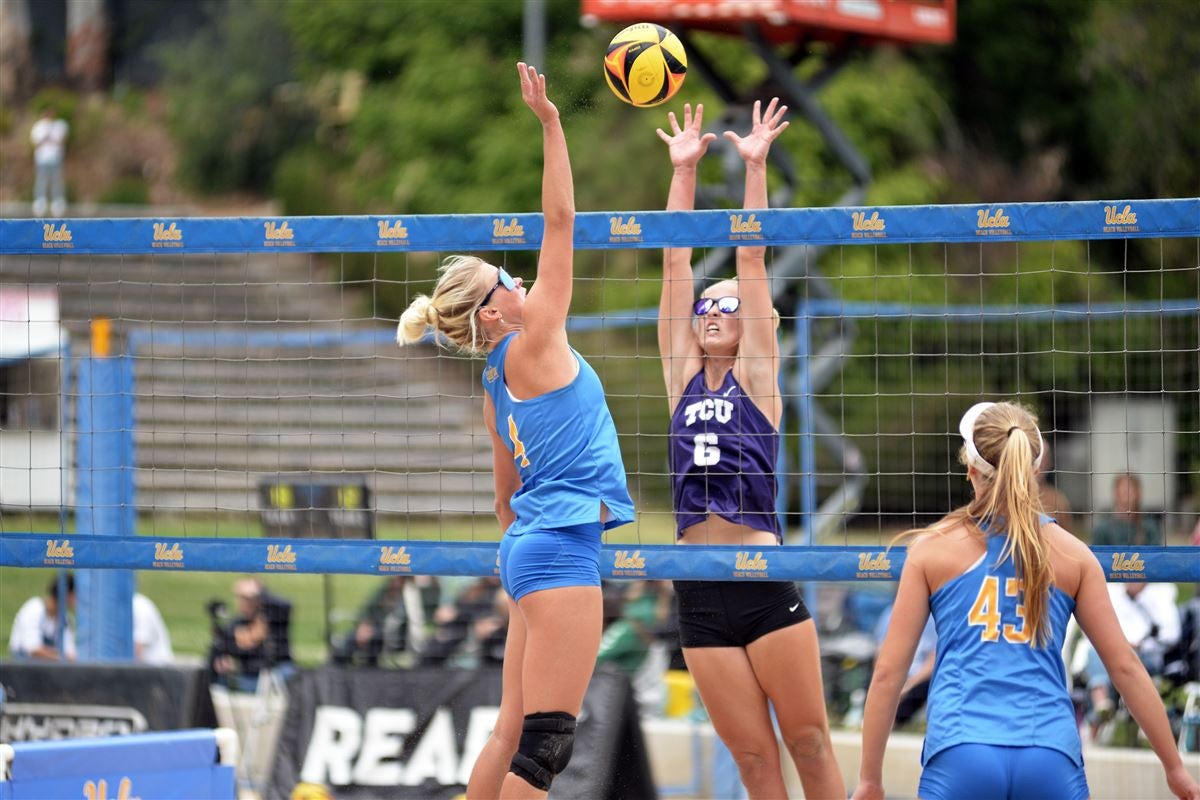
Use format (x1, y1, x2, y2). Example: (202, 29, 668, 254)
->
(353, 708, 416, 785)
(300, 706, 363, 786)
(403, 709, 458, 785)
(299, 704, 502, 787)
(457, 707, 500, 785)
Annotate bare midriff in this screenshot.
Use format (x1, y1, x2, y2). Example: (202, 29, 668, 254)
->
(678, 513, 778, 547)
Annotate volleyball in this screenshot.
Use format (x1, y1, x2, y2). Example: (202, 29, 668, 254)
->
(603, 22, 687, 108)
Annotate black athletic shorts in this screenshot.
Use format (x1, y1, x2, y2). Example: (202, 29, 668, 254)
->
(673, 579, 810, 648)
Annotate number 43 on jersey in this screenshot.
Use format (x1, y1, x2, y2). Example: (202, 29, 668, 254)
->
(967, 576, 1030, 644)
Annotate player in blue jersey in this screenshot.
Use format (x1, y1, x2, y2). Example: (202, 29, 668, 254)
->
(852, 401, 1200, 800)
(655, 101, 845, 799)
(398, 64, 634, 799)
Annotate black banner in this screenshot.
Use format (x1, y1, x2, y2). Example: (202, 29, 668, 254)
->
(0, 661, 216, 742)
(269, 664, 655, 800)
(259, 477, 374, 539)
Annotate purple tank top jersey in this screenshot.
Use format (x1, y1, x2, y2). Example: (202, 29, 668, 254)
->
(669, 369, 781, 539)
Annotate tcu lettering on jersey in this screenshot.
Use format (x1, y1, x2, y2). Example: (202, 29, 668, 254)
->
(682, 397, 734, 426)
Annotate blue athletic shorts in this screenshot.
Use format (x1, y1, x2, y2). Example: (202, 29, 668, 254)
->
(919, 743, 1088, 800)
(498, 523, 602, 601)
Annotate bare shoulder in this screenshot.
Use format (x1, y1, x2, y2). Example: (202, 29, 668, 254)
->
(1044, 521, 1097, 596)
(1044, 521, 1090, 557)
(908, 521, 984, 593)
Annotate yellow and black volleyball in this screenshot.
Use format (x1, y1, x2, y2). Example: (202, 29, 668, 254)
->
(603, 23, 687, 108)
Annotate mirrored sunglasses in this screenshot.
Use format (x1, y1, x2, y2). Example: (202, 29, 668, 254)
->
(477, 267, 517, 312)
(693, 296, 741, 315)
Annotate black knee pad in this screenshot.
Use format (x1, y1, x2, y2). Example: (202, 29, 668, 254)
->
(509, 711, 577, 791)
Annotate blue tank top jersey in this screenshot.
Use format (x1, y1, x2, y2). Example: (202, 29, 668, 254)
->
(668, 369, 781, 540)
(922, 516, 1082, 768)
(482, 332, 634, 537)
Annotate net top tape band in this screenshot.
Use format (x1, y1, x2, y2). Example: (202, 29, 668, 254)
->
(2, 199, 1196, 255)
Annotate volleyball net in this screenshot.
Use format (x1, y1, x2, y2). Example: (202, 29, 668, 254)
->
(0, 199, 1197, 583)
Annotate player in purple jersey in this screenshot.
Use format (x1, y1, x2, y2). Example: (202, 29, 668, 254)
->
(852, 402, 1199, 800)
(656, 101, 845, 799)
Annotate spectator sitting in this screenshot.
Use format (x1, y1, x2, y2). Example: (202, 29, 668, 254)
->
(1076, 581, 1181, 736)
(133, 592, 174, 666)
(1092, 473, 1162, 547)
(419, 577, 507, 667)
(208, 578, 294, 691)
(331, 575, 438, 667)
(8, 573, 75, 660)
(597, 581, 672, 676)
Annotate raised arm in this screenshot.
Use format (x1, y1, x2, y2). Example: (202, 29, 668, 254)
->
(1074, 557, 1200, 799)
(656, 104, 715, 411)
(726, 99, 787, 419)
(512, 62, 574, 365)
(852, 543, 931, 800)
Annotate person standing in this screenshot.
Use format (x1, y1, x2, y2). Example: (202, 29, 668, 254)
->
(30, 107, 68, 217)
(852, 401, 1199, 800)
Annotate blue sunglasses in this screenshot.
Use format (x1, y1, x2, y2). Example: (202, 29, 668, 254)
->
(477, 267, 517, 312)
(693, 296, 741, 315)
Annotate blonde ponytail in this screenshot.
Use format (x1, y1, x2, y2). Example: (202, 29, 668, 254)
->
(895, 402, 1052, 646)
(972, 403, 1051, 646)
(986, 420, 1051, 645)
(395, 255, 494, 355)
(398, 295, 437, 345)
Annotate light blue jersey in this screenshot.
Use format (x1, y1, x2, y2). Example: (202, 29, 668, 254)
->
(482, 332, 634, 537)
(923, 516, 1082, 768)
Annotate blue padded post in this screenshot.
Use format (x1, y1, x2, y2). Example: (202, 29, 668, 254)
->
(75, 355, 136, 661)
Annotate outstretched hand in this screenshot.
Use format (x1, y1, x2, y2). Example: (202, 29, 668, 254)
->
(724, 97, 789, 166)
(518, 62, 558, 124)
(656, 103, 717, 170)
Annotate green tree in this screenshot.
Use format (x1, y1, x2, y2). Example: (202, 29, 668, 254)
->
(159, 0, 314, 193)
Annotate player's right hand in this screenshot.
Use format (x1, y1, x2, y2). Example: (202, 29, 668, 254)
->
(656, 103, 716, 169)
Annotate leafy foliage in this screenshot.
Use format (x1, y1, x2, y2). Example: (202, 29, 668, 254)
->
(158, 0, 315, 193)
(150, 0, 1198, 512)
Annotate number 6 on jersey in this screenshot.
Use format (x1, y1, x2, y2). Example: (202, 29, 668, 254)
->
(693, 433, 720, 466)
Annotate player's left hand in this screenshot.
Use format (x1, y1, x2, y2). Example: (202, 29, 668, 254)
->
(724, 97, 789, 166)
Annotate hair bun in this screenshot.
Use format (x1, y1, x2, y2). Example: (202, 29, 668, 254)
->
(397, 294, 436, 346)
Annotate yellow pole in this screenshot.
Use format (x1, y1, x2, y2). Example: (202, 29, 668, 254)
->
(91, 317, 111, 357)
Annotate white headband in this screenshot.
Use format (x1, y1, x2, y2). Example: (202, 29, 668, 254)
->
(958, 402, 1044, 479)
